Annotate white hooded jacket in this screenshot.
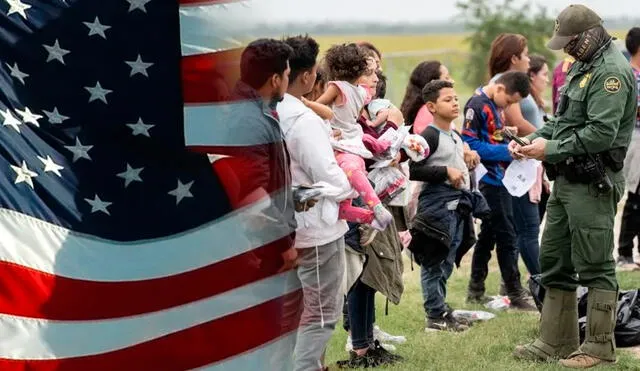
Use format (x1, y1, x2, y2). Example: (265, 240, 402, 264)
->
(277, 93, 355, 249)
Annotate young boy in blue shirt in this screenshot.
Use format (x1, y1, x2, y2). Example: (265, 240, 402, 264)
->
(461, 71, 537, 311)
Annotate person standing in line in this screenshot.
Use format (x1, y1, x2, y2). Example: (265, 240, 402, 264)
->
(487, 34, 542, 280)
(399, 61, 455, 135)
(399, 61, 457, 228)
(512, 5, 637, 368)
(277, 35, 353, 371)
(410, 80, 483, 332)
(526, 55, 553, 223)
(461, 71, 537, 311)
(616, 27, 640, 270)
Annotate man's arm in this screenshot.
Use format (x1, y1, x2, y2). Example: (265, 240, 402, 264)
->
(543, 71, 629, 164)
(287, 113, 352, 201)
(205, 115, 273, 200)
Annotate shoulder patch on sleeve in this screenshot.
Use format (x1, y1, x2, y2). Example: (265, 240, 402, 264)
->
(603, 76, 621, 93)
(465, 108, 474, 120)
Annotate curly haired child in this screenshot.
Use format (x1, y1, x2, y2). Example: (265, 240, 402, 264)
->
(315, 43, 394, 231)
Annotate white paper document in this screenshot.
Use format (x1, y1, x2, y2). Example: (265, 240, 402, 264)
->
(473, 163, 488, 190)
(502, 159, 541, 197)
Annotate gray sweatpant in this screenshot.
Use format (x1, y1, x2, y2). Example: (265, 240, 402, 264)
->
(293, 237, 346, 371)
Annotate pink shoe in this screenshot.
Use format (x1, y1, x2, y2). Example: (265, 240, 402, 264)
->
(371, 204, 393, 231)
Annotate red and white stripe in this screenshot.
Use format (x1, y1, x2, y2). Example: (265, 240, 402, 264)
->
(0, 1, 302, 369)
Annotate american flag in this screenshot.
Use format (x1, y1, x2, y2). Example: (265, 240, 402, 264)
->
(0, 0, 301, 369)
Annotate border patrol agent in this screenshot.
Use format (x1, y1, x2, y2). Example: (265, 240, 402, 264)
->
(510, 4, 638, 368)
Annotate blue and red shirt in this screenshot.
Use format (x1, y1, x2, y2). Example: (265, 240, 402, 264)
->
(461, 88, 512, 187)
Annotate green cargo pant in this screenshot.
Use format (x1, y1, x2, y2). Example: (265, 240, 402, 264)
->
(539, 171, 625, 291)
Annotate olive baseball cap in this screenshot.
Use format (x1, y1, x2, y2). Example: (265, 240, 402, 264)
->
(547, 4, 603, 50)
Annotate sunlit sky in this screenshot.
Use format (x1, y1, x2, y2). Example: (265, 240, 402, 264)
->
(217, 0, 639, 24)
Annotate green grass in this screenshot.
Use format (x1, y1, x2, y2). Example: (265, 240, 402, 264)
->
(325, 253, 640, 370)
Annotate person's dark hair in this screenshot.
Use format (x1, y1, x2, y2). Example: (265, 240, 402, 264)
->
(488, 33, 528, 77)
(399, 61, 442, 125)
(495, 71, 530, 98)
(357, 41, 382, 60)
(626, 27, 640, 56)
(375, 71, 387, 99)
(241, 38, 293, 90)
(283, 34, 319, 82)
(324, 43, 370, 83)
(422, 80, 454, 104)
(315, 66, 327, 87)
(528, 54, 548, 108)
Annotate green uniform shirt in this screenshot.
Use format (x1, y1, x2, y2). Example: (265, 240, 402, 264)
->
(529, 41, 638, 164)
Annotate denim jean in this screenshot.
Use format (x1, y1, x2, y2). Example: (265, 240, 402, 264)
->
(342, 297, 376, 333)
(420, 211, 464, 318)
(512, 194, 541, 276)
(348, 278, 376, 350)
(469, 183, 524, 298)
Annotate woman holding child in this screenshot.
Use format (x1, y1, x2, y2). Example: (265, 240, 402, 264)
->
(306, 42, 408, 369)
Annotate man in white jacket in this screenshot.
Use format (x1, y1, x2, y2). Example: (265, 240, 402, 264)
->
(277, 35, 354, 371)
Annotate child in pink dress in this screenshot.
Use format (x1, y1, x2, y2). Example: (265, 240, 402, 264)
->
(316, 44, 394, 231)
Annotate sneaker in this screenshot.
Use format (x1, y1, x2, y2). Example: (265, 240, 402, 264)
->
(379, 342, 396, 352)
(444, 304, 472, 327)
(370, 340, 403, 363)
(425, 312, 470, 332)
(336, 344, 400, 369)
(336, 350, 384, 369)
(359, 225, 378, 247)
(509, 295, 538, 312)
(345, 334, 395, 353)
(373, 325, 407, 344)
(500, 281, 531, 297)
(371, 204, 393, 231)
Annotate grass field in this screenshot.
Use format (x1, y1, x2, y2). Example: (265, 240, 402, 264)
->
(324, 254, 640, 370)
(322, 194, 640, 370)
